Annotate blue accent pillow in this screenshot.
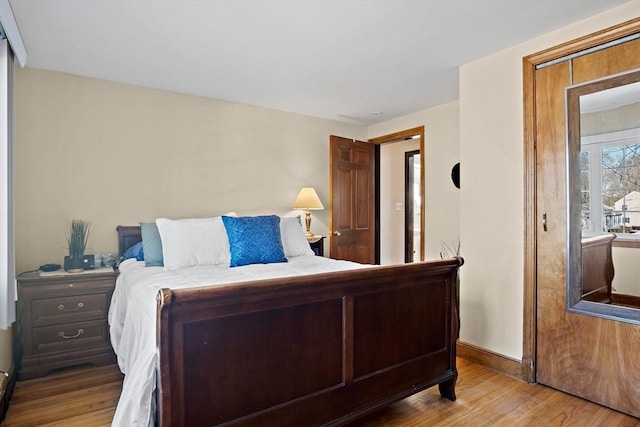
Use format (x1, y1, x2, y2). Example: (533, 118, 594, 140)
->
(123, 241, 144, 261)
(140, 222, 164, 267)
(222, 215, 287, 267)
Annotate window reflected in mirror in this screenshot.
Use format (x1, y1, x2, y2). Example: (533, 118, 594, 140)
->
(580, 104, 640, 235)
(567, 69, 640, 322)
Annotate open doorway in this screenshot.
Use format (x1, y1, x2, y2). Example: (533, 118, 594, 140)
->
(405, 150, 421, 262)
(369, 127, 424, 265)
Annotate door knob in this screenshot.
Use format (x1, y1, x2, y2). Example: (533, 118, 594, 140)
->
(332, 230, 341, 236)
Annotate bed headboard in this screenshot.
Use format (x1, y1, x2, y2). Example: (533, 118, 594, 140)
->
(116, 225, 142, 256)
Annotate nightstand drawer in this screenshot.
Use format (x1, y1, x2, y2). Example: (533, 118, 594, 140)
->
(33, 319, 109, 354)
(16, 270, 118, 379)
(22, 277, 116, 297)
(32, 293, 109, 326)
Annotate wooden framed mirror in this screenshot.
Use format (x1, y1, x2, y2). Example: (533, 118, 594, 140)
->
(567, 69, 640, 323)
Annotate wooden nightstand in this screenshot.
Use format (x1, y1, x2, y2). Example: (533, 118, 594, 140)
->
(15, 269, 118, 379)
(307, 236, 325, 256)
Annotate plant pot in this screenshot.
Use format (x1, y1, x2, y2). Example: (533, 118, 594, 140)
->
(64, 256, 85, 273)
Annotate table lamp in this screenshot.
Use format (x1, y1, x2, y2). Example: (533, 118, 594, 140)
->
(292, 187, 324, 237)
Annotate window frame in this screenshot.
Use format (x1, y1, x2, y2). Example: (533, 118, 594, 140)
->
(581, 127, 640, 235)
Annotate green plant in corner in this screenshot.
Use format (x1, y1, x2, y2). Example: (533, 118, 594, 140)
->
(66, 219, 91, 261)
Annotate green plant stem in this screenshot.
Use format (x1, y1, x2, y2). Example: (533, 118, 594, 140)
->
(67, 219, 91, 259)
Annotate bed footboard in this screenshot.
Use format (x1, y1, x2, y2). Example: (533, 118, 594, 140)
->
(156, 257, 463, 426)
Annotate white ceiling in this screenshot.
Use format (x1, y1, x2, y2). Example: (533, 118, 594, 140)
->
(581, 81, 640, 113)
(7, 0, 632, 125)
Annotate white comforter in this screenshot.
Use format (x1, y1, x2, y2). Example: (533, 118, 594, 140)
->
(108, 255, 364, 427)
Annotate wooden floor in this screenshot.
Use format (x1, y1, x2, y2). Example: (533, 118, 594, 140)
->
(3, 358, 639, 426)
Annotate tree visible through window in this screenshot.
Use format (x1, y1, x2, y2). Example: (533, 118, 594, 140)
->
(582, 131, 640, 233)
(580, 151, 590, 230)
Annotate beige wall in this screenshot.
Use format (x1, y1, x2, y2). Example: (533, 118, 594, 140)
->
(8, 70, 460, 374)
(582, 102, 640, 136)
(14, 68, 365, 273)
(459, 1, 640, 360)
(369, 101, 460, 262)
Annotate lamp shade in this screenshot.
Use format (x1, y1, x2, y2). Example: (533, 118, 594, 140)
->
(292, 187, 324, 210)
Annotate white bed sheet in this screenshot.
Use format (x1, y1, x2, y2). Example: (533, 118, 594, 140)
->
(108, 255, 364, 427)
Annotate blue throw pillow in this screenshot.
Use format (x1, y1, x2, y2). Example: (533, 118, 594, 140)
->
(222, 215, 287, 267)
(140, 222, 164, 267)
(123, 241, 144, 261)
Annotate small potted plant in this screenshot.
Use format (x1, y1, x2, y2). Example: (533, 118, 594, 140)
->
(65, 219, 91, 273)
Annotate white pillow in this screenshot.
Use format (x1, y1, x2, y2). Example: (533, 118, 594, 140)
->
(156, 213, 236, 269)
(280, 216, 315, 257)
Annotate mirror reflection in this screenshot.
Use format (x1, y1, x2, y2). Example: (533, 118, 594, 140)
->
(568, 70, 640, 319)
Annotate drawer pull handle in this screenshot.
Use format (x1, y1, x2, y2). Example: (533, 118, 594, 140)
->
(58, 302, 84, 312)
(58, 329, 84, 339)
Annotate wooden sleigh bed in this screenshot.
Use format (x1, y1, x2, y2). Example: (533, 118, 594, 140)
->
(116, 225, 463, 426)
(581, 233, 615, 304)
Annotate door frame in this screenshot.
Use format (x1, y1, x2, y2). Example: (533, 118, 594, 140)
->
(522, 18, 640, 383)
(369, 126, 425, 262)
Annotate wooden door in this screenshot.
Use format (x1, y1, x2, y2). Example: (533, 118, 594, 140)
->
(329, 136, 375, 264)
(534, 35, 640, 417)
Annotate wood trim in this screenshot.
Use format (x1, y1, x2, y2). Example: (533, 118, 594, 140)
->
(612, 238, 640, 248)
(457, 341, 523, 380)
(369, 126, 426, 261)
(524, 18, 640, 66)
(375, 144, 381, 264)
(522, 17, 640, 387)
(0, 360, 16, 423)
(419, 128, 425, 262)
(611, 293, 640, 309)
(522, 55, 537, 384)
(368, 126, 424, 145)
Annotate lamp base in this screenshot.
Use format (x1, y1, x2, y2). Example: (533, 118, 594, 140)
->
(304, 210, 314, 237)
